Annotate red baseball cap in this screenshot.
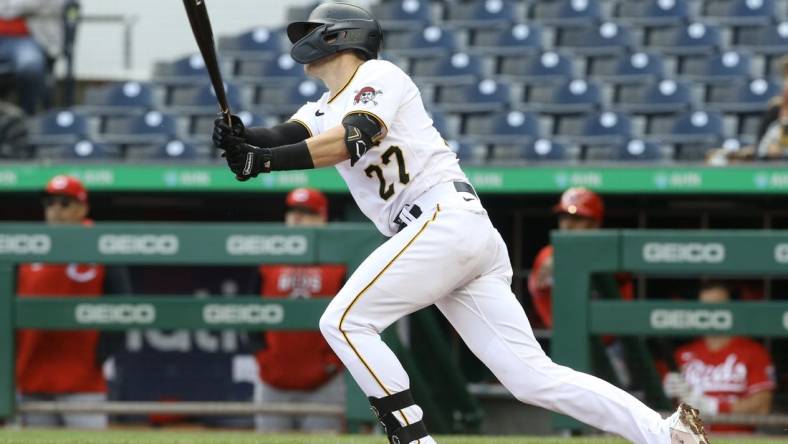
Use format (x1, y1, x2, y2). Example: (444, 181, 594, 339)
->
(45, 175, 88, 203)
(552, 187, 604, 223)
(286, 187, 327, 218)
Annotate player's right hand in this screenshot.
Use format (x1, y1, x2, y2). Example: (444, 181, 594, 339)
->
(213, 115, 246, 150)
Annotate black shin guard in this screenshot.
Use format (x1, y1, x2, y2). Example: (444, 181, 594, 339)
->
(368, 389, 428, 444)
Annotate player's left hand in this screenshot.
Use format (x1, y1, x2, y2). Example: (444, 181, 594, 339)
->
(213, 115, 246, 150)
(223, 143, 272, 180)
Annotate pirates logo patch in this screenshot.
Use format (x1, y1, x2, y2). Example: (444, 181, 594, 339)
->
(353, 86, 382, 105)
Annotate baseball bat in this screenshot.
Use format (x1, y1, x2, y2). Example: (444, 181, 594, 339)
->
(182, 0, 231, 124)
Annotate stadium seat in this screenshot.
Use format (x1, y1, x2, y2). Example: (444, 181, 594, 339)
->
(435, 79, 511, 113)
(734, 21, 788, 55)
(63, 140, 120, 160)
(79, 81, 158, 116)
(529, 0, 602, 27)
(154, 53, 231, 85)
(679, 51, 753, 83)
(235, 53, 307, 85)
(614, 139, 664, 161)
(427, 110, 454, 139)
(523, 138, 568, 161)
(557, 111, 633, 145)
(468, 23, 544, 56)
(254, 79, 326, 116)
(557, 22, 636, 56)
(372, 0, 434, 31)
(383, 26, 459, 58)
(167, 82, 245, 116)
(463, 110, 541, 145)
(218, 27, 284, 60)
(448, 139, 488, 163)
(648, 110, 725, 144)
(445, 0, 519, 30)
(411, 52, 485, 86)
(499, 51, 575, 84)
(615, 79, 693, 114)
(615, 0, 690, 27)
(589, 51, 666, 84)
(100, 111, 179, 145)
(29, 109, 90, 146)
(647, 22, 723, 55)
(524, 79, 603, 114)
(150, 139, 201, 160)
(702, 0, 775, 26)
(706, 78, 783, 113)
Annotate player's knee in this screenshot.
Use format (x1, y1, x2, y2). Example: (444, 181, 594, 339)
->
(318, 309, 341, 342)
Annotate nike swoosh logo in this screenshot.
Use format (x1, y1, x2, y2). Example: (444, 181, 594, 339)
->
(463, 197, 475, 201)
(315, 110, 325, 116)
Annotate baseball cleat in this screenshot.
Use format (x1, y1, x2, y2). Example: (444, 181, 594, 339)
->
(668, 403, 711, 444)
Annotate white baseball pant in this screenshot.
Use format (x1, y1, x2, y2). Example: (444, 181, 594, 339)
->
(319, 182, 670, 444)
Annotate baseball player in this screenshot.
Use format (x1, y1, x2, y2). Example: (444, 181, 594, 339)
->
(213, 3, 709, 443)
(663, 281, 775, 433)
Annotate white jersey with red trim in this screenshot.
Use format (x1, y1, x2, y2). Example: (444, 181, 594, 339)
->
(290, 59, 467, 236)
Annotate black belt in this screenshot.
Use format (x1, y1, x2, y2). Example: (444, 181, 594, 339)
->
(394, 181, 478, 232)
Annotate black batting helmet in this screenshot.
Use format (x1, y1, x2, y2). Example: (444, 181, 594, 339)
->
(287, 2, 382, 64)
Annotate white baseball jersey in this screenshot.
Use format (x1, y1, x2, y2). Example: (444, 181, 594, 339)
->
(289, 59, 467, 236)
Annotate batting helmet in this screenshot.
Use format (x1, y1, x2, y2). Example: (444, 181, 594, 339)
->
(286, 187, 328, 218)
(45, 175, 88, 203)
(552, 187, 604, 223)
(287, 2, 382, 64)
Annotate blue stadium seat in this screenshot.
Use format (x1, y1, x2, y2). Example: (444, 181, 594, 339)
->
(706, 78, 782, 113)
(218, 27, 283, 60)
(373, 0, 433, 31)
(427, 110, 453, 139)
(100, 111, 179, 145)
(154, 54, 231, 85)
(558, 111, 633, 145)
(463, 110, 541, 145)
(436, 79, 511, 113)
(702, 0, 775, 26)
(499, 51, 575, 84)
(679, 51, 753, 83)
(63, 140, 119, 160)
(524, 138, 568, 161)
(648, 22, 723, 55)
(79, 82, 158, 116)
(524, 79, 603, 114)
(557, 22, 635, 56)
(411, 52, 485, 86)
(530, 0, 602, 27)
(615, 139, 663, 161)
(384, 26, 459, 58)
(445, 0, 519, 30)
(29, 109, 90, 145)
(468, 23, 544, 56)
(735, 21, 788, 55)
(589, 51, 666, 84)
(615, 0, 690, 27)
(649, 110, 725, 144)
(236, 53, 307, 85)
(168, 82, 245, 116)
(615, 79, 693, 114)
(150, 139, 201, 160)
(448, 140, 488, 163)
(255, 79, 326, 116)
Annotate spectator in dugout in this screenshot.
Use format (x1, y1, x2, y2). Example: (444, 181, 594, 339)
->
(0, 0, 67, 114)
(755, 55, 788, 159)
(663, 280, 776, 433)
(15, 175, 130, 428)
(252, 188, 346, 433)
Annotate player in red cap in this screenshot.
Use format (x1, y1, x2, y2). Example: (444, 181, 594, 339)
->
(253, 188, 346, 432)
(15, 175, 129, 428)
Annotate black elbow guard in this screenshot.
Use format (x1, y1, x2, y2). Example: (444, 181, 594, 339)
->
(342, 112, 385, 166)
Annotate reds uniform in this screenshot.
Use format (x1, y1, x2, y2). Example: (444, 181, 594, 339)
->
(214, 3, 708, 443)
(675, 338, 776, 433)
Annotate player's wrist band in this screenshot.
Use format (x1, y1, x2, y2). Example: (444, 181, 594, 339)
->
(269, 141, 314, 171)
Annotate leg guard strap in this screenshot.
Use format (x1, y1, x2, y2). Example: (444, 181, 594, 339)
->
(369, 390, 429, 444)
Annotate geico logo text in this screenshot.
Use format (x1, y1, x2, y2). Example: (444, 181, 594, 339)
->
(75, 303, 156, 324)
(203, 304, 285, 324)
(650, 309, 733, 330)
(98, 234, 179, 255)
(642, 242, 725, 263)
(226, 235, 308, 256)
(0, 234, 51, 254)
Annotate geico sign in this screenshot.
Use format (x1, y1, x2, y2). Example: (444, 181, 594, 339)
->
(203, 304, 285, 325)
(98, 234, 178, 255)
(650, 309, 733, 331)
(775, 244, 788, 264)
(642, 242, 725, 263)
(226, 235, 308, 256)
(75, 303, 156, 325)
(0, 234, 51, 254)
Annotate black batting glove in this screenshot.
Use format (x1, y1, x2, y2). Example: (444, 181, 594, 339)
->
(213, 114, 246, 150)
(225, 143, 272, 180)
